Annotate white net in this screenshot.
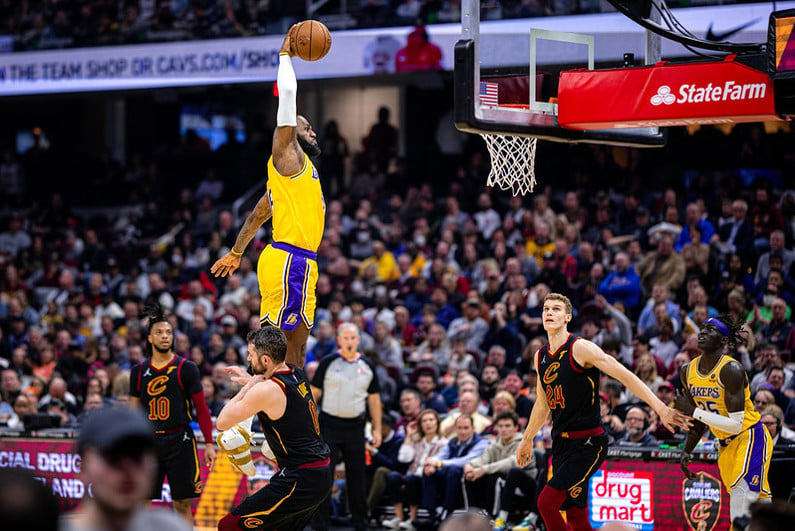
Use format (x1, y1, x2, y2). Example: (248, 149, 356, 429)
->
(480, 133, 538, 196)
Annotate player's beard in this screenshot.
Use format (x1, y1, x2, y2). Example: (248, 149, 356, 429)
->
(151, 343, 172, 355)
(298, 135, 322, 158)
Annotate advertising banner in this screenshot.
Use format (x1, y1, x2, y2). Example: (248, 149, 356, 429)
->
(0, 2, 792, 96)
(558, 57, 781, 129)
(587, 459, 731, 529)
(0, 438, 273, 527)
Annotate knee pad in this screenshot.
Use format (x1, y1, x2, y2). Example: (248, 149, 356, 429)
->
(217, 426, 256, 476)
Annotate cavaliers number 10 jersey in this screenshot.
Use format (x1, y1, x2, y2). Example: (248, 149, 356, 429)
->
(537, 334, 601, 438)
(130, 356, 203, 433)
(257, 365, 330, 469)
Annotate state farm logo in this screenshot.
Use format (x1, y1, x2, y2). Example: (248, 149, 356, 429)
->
(651, 85, 676, 105)
(650, 81, 767, 105)
(682, 472, 722, 531)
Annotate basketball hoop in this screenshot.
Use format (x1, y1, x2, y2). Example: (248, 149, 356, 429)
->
(480, 133, 537, 196)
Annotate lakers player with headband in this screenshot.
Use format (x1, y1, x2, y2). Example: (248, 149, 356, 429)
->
(675, 315, 772, 525)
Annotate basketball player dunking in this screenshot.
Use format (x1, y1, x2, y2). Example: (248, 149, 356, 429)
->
(516, 293, 691, 531)
(210, 27, 326, 475)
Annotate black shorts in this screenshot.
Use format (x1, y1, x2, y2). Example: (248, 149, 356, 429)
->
(151, 428, 202, 500)
(548, 434, 607, 509)
(224, 464, 333, 531)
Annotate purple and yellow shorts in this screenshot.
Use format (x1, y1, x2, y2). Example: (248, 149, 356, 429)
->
(257, 242, 318, 331)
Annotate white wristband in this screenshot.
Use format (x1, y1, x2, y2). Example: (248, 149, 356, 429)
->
(692, 408, 744, 435)
(277, 53, 297, 127)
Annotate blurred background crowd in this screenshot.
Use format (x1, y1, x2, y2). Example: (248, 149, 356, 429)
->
(0, 0, 755, 52)
(0, 103, 793, 439)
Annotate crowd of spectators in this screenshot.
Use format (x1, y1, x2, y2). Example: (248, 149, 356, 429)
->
(0, 0, 752, 52)
(1, 105, 794, 526)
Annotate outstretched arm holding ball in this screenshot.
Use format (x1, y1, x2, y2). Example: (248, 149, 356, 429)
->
(212, 25, 329, 483)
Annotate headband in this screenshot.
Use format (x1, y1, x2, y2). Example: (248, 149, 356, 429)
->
(703, 317, 729, 338)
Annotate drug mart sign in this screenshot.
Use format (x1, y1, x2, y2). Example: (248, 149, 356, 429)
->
(589, 470, 654, 530)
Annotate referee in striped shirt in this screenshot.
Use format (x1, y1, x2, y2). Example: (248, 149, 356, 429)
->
(311, 322, 383, 531)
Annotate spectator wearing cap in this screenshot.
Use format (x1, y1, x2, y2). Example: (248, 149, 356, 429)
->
(649, 382, 677, 441)
(599, 252, 642, 312)
(61, 407, 191, 531)
(218, 314, 246, 352)
(447, 297, 488, 354)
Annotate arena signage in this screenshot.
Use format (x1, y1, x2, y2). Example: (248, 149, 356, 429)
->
(589, 470, 654, 530)
(0, 3, 791, 95)
(558, 56, 781, 129)
(0, 438, 273, 527)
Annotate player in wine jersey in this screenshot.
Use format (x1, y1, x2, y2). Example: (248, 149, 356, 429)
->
(130, 304, 216, 525)
(216, 326, 332, 531)
(210, 27, 326, 477)
(516, 293, 691, 531)
(674, 315, 772, 526)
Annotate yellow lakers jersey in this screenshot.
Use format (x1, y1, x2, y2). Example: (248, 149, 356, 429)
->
(686, 355, 759, 440)
(267, 154, 325, 252)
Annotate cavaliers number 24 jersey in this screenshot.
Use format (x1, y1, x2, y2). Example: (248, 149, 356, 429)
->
(130, 356, 203, 433)
(537, 334, 601, 438)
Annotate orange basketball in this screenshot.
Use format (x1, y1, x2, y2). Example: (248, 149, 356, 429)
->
(290, 20, 332, 62)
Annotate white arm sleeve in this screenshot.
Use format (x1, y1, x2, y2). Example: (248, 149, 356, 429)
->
(277, 53, 297, 127)
(692, 408, 744, 435)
